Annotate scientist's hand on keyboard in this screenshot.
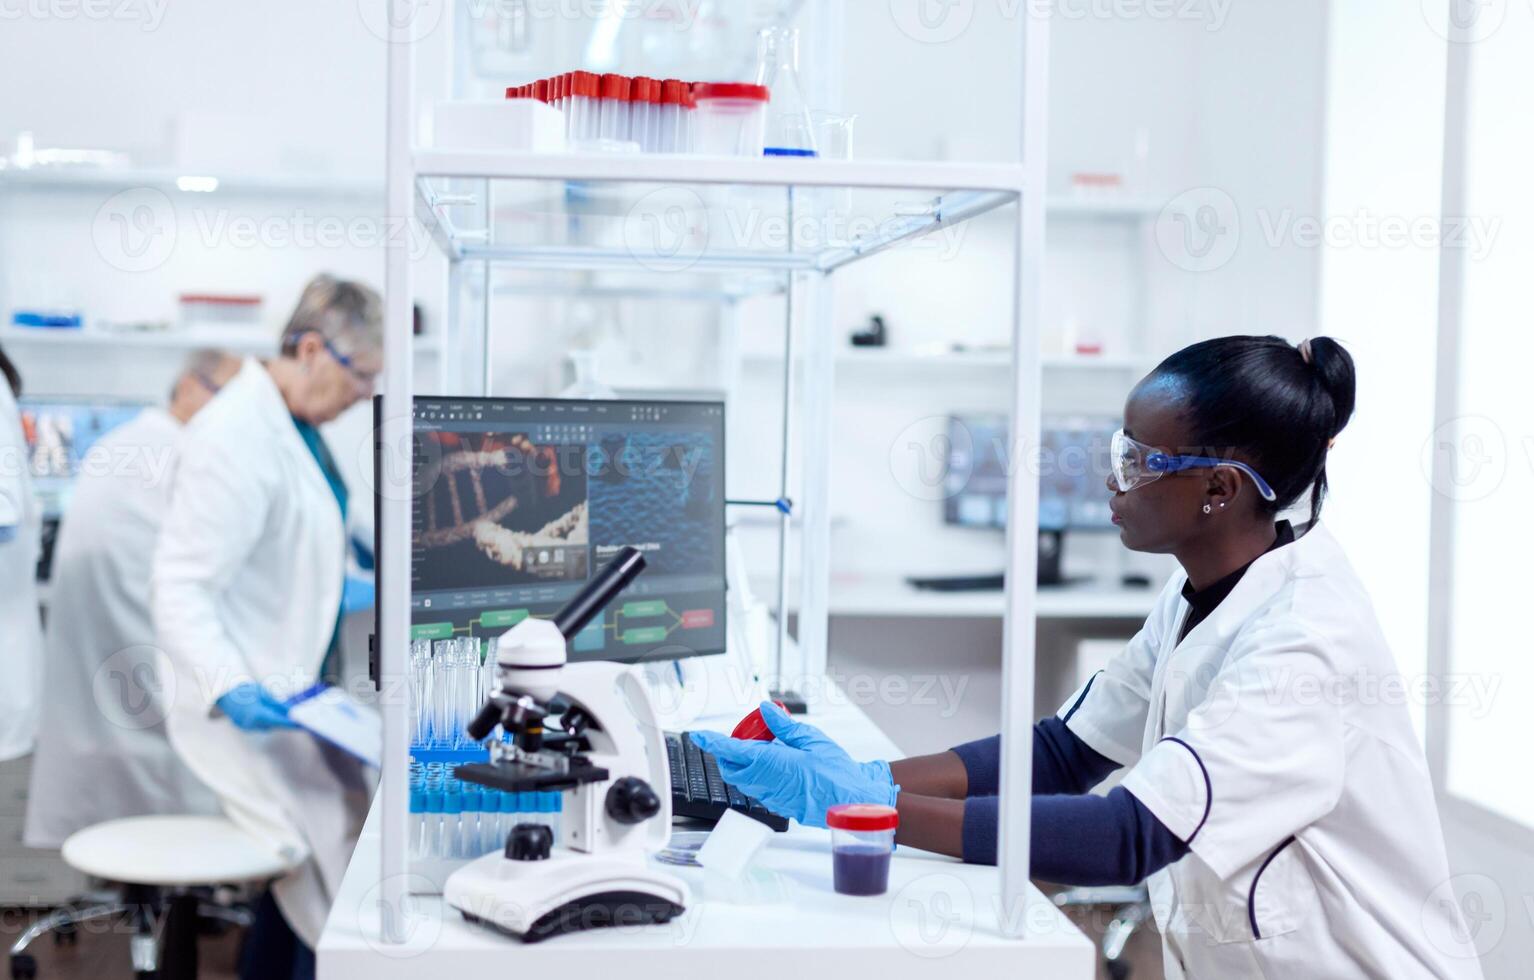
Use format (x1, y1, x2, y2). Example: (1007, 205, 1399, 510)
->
(689, 701, 897, 827)
(216, 683, 299, 732)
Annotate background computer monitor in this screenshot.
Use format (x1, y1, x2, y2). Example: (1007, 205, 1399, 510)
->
(943, 414, 1117, 532)
(405, 396, 727, 665)
(18, 397, 148, 518)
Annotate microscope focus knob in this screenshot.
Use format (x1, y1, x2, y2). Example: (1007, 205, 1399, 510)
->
(505, 823, 554, 861)
(605, 777, 661, 825)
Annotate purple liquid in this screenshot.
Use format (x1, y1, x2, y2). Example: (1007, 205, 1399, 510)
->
(833, 844, 892, 896)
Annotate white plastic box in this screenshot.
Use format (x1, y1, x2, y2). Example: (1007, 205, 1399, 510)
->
(430, 99, 566, 152)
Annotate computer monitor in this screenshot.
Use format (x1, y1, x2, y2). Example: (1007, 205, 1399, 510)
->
(403, 396, 727, 664)
(18, 397, 148, 517)
(943, 414, 1117, 532)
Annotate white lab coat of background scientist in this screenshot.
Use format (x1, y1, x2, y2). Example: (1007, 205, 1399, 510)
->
(25, 351, 242, 848)
(151, 278, 383, 947)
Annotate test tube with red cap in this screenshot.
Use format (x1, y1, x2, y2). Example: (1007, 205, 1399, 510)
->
(681, 82, 697, 153)
(598, 73, 631, 143)
(555, 74, 573, 131)
(533, 78, 549, 105)
(577, 71, 605, 142)
(659, 79, 686, 153)
(630, 77, 661, 151)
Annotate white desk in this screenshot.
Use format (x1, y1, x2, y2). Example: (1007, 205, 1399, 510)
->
(318, 697, 1095, 979)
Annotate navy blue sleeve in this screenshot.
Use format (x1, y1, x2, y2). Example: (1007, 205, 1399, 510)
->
(959, 787, 1190, 883)
(951, 718, 1121, 798)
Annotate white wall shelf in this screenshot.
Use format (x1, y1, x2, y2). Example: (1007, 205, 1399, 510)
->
(0, 326, 441, 356)
(740, 348, 1143, 372)
(1045, 195, 1167, 219)
(0, 166, 382, 202)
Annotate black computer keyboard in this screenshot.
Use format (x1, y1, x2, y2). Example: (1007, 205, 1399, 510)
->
(665, 732, 788, 832)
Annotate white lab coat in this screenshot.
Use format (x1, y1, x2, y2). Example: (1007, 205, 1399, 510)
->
(1061, 522, 1483, 980)
(0, 383, 43, 762)
(24, 408, 220, 848)
(151, 358, 368, 947)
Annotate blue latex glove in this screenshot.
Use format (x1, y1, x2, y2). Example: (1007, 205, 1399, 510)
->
(216, 683, 298, 731)
(341, 574, 376, 615)
(0, 524, 15, 544)
(689, 701, 898, 828)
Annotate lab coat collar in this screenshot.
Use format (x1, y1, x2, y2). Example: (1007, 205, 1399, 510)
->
(1179, 520, 1296, 625)
(1172, 520, 1328, 652)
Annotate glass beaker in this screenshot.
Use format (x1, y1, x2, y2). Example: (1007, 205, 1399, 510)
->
(755, 26, 818, 156)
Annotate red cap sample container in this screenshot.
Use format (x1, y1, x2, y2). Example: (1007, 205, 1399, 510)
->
(534, 78, 549, 103)
(692, 82, 770, 102)
(632, 76, 661, 104)
(661, 79, 687, 105)
(691, 83, 770, 156)
(826, 803, 899, 896)
(600, 72, 631, 101)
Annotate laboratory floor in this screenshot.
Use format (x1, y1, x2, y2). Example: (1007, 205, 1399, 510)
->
(3, 908, 241, 980)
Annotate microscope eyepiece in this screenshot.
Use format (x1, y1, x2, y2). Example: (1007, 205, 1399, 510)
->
(553, 546, 646, 639)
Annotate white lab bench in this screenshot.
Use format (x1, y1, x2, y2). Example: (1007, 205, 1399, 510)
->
(317, 696, 1095, 978)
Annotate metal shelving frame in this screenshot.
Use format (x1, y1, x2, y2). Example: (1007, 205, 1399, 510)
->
(378, 0, 1049, 942)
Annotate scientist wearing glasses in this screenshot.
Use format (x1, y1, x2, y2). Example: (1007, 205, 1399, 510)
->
(152, 275, 382, 978)
(695, 336, 1480, 980)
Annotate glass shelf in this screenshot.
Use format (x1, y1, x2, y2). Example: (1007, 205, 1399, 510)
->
(411, 151, 1023, 276)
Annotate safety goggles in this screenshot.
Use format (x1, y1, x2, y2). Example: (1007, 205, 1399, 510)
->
(1109, 428, 1277, 501)
(313, 333, 380, 388)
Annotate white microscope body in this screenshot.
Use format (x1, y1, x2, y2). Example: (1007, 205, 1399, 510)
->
(443, 548, 689, 942)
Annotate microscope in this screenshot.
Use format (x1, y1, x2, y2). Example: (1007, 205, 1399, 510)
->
(443, 546, 690, 942)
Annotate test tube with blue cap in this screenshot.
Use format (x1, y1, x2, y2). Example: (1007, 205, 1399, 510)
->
(461, 784, 482, 858)
(540, 791, 563, 843)
(442, 782, 464, 859)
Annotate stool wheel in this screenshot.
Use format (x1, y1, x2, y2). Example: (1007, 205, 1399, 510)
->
(10, 952, 38, 979)
(53, 922, 79, 946)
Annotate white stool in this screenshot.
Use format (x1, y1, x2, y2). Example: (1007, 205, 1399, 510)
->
(9, 816, 294, 980)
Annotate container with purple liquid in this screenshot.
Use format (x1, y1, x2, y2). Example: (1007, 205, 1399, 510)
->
(826, 803, 899, 896)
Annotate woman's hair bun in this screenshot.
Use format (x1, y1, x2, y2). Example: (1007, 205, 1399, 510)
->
(1301, 337, 1356, 441)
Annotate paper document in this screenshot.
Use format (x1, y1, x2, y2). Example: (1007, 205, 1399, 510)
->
(286, 685, 382, 768)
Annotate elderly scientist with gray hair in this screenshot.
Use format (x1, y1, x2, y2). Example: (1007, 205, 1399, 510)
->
(25, 349, 243, 849)
(152, 275, 384, 980)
